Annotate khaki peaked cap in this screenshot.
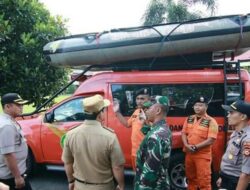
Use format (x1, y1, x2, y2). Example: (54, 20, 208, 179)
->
(83, 94, 110, 114)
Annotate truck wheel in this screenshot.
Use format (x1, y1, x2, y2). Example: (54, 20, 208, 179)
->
(169, 153, 187, 190)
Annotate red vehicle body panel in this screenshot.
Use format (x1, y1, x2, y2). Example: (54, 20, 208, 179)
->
(18, 69, 250, 173)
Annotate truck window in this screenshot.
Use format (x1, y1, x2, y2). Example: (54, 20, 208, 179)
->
(111, 83, 244, 117)
(54, 98, 84, 122)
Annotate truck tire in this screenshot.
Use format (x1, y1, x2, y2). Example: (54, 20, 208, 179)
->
(169, 153, 187, 190)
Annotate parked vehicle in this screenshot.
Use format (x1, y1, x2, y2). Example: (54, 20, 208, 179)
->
(19, 59, 250, 189)
(21, 14, 250, 189)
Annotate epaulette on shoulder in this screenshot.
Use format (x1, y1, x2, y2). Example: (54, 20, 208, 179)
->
(200, 118, 210, 127)
(187, 115, 195, 123)
(68, 124, 82, 131)
(103, 126, 114, 133)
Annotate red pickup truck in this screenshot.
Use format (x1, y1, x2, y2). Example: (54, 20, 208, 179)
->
(19, 66, 250, 189)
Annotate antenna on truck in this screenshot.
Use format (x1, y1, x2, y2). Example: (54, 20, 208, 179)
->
(21, 64, 106, 117)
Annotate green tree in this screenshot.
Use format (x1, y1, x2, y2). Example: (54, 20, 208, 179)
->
(0, 0, 68, 107)
(142, 0, 217, 25)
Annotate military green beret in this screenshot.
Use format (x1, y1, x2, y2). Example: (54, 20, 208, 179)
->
(143, 101, 153, 108)
(155, 96, 169, 106)
(143, 96, 169, 108)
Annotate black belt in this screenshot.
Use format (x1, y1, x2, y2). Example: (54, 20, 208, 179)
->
(220, 172, 239, 183)
(75, 178, 108, 185)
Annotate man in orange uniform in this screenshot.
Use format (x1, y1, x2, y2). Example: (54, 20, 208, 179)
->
(113, 88, 150, 170)
(182, 96, 218, 190)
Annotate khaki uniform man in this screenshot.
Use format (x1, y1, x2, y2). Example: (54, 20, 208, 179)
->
(216, 100, 250, 190)
(62, 94, 125, 190)
(0, 93, 32, 190)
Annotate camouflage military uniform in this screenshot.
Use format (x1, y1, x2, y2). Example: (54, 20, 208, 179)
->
(134, 120, 172, 190)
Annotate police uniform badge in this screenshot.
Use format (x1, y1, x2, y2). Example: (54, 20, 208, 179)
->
(228, 154, 233, 160)
(229, 146, 235, 160)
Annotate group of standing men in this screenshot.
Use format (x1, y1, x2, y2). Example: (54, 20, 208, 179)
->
(114, 88, 250, 190)
(182, 97, 250, 190)
(62, 90, 172, 190)
(1, 90, 250, 190)
(115, 89, 219, 190)
(114, 89, 172, 189)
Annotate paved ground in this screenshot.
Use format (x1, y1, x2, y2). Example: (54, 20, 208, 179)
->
(29, 168, 134, 190)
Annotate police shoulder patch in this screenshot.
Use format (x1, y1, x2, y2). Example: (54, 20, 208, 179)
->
(103, 126, 114, 133)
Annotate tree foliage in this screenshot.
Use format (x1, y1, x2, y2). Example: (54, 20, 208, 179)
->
(0, 0, 69, 107)
(142, 0, 217, 25)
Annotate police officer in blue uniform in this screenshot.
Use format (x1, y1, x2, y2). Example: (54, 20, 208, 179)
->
(216, 100, 250, 190)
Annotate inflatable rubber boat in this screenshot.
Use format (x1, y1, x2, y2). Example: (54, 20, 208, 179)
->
(43, 14, 250, 68)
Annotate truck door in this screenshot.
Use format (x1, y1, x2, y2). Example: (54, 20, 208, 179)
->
(41, 97, 84, 162)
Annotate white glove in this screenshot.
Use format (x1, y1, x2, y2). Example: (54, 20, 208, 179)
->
(139, 109, 147, 120)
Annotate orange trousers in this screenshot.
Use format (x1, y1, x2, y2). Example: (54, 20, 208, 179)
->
(185, 154, 212, 190)
(131, 155, 136, 171)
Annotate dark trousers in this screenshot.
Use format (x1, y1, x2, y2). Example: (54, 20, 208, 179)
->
(0, 176, 32, 190)
(221, 172, 250, 190)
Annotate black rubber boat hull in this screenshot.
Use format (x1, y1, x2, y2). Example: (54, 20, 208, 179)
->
(43, 14, 250, 67)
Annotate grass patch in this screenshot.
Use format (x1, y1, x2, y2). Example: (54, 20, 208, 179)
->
(0, 95, 70, 114)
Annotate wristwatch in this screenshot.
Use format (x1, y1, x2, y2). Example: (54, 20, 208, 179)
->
(192, 145, 198, 151)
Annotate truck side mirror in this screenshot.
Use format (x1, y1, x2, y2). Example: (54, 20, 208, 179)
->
(44, 111, 54, 123)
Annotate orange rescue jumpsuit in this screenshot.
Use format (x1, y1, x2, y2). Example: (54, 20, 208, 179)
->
(128, 108, 144, 170)
(182, 114, 218, 190)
